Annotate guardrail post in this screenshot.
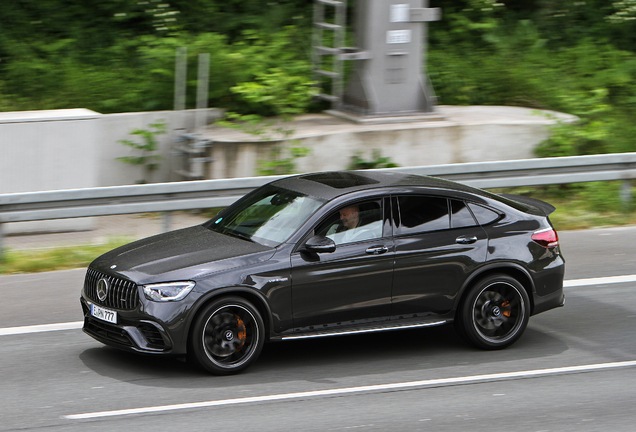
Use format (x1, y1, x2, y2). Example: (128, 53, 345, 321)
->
(621, 180, 633, 211)
(0, 222, 4, 260)
(162, 211, 173, 233)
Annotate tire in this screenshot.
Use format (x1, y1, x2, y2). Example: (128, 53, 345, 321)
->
(457, 274, 530, 350)
(189, 297, 265, 375)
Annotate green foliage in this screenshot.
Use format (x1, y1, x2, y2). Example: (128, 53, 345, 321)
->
(535, 119, 606, 158)
(168, 0, 312, 39)
(348, 150, 400, 170)
(223, 26, 316, 115)
(230, 67, 317, 117)
(579, 181, 628, 212)
(118, 121, 166, 183)
(0, 22, 313, 114)
(256, 145, 310, 176)
(535, 89, 613, 157)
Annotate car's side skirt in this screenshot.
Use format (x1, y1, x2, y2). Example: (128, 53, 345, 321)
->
(274, 319, 449, 341)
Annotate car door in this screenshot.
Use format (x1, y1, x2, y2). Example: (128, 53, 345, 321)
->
(391, 195, 488, 317)
(290, 197, 395, 330)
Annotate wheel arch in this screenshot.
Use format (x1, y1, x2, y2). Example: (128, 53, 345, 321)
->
(186, 286, 274, 347)
(455, 263, 536, 316)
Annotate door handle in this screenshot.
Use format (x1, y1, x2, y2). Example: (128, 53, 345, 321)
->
(366, 246, 389, 255)
(456, 235, 478, 245)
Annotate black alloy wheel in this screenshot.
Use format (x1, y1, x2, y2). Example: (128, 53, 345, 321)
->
(189, 297, 265, 375)
(457, 274, 530, 350)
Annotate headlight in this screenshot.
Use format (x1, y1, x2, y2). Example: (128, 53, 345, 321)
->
(142, 281, 195, 302)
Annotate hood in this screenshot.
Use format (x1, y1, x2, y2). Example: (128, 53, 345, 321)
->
(90, 225, 274, 284)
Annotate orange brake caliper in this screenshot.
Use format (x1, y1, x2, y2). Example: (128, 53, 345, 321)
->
(501, 301, 511, 317)
(234, 314, 247, 351)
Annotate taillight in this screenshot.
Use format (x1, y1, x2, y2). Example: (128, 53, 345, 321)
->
(532, 228, 559, 248)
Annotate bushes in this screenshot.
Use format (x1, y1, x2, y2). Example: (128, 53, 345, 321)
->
(0, 25, 314, 114)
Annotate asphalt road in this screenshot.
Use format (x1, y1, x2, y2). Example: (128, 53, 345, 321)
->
(1, 226, 636, 431)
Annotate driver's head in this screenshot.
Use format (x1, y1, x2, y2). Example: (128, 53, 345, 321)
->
(339, 205, 360, 230)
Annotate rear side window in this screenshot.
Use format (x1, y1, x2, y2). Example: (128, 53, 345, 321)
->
(397, 196, 449, 235)
(467, 203, 501, 226)
(451, 200, 477, 228)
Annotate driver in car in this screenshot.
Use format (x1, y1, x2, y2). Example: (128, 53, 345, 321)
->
(338, 205, 362, 243)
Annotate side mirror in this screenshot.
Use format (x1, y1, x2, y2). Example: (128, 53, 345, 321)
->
(304, 235, 336, 254)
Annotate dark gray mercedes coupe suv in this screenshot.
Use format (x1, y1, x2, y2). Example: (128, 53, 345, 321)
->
(80, 171, 565, 374)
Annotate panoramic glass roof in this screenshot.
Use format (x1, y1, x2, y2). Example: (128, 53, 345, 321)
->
(300, 172, 380, 189)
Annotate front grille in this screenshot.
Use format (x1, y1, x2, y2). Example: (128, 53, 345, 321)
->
(84, 268, 139, 310)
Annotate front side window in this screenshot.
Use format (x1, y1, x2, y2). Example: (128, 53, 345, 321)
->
(315, 200, 383, 245)
(207, 186, 325, 247)
(397, 195, 449, 235)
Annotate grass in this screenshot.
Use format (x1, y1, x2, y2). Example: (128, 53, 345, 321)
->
(0, 238, 131, 275)
(548, 200, 636, 231)
(0, 184, 634, 275)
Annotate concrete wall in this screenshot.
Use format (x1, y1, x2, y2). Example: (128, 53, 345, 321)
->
(0, 109, 101, 233)
(0, 108, 223, 190)
(0, 108, 221, 234)
(97, 109, 222, 186)
(0, 109, 101, 194)
(206, 106, 577, 179)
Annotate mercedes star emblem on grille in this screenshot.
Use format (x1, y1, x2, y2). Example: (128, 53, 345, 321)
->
(96, 278, 109, 302)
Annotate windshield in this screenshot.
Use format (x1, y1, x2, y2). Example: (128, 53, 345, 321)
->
(206, 185, 325, 247)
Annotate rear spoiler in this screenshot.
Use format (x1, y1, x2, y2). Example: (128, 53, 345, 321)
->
(499, 194, 556, 216)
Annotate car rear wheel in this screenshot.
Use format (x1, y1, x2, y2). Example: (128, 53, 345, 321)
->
(189, 297, 264, 375)
(457, 274, 530, 350)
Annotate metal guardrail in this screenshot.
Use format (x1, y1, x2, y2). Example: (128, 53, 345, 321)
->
(382, 152, 636, 188)
(1, 152, 635, 253)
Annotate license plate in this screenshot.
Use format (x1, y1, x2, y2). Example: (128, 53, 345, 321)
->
(91, 303, 117, 324)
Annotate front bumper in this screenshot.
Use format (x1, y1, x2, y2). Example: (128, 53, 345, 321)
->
(80, 295, 190, 355)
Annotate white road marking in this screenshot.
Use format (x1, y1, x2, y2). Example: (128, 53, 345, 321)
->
(0, 321, 82, 336)
(2, 275, 636, 337)
(64, 360, 636, 420)
(563, 274, 636, 287)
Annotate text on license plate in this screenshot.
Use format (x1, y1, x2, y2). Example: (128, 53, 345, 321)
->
(91, 304, 117, 324)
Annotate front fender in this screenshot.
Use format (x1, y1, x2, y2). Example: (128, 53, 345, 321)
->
(183, 286, 277, 346)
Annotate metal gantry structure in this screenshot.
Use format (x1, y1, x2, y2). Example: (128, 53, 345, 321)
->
(172, 49, 214, 181)
(312, 0, 441, 118)
(312, 0, 348, 111)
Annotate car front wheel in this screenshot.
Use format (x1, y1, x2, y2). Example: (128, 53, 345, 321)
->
(457, 274, 530, 350)
(189, 297, 265, 375)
